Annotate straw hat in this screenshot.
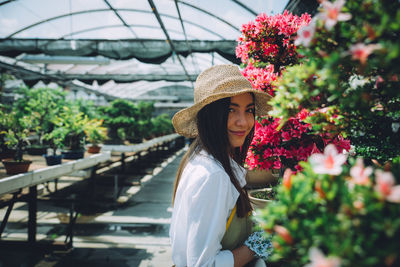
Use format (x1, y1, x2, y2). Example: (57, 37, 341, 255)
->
(172, 64, 272, 138)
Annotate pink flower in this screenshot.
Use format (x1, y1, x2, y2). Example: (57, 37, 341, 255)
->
(283, 168, 293, 190)
(374, 170, 400, 203)
(348, 158, 372, 188)
(309, 144, 347, 175)
(274, 225, 293, 244)
(295, 20, 316, 47)
(318, 0, 352, 30)
(304, 247, 341, 267)
(349, 43, 381, 65)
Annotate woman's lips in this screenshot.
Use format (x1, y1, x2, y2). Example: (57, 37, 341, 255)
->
(230, 130, 246, 136)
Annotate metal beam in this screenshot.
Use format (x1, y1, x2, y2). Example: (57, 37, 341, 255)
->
(231, 0, 258, 16)
(147, 0, 192, 83)
(6, 8, 226, 39)
(176, 0, 240, 32)
(21, 73, 198, 82)
(174, 0, 200, 74)
(103, 0, 139, 38)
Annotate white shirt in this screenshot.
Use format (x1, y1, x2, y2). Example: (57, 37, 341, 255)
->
(169, 150, 247, 267)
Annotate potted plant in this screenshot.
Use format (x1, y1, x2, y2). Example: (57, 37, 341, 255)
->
(13, 86, 66, 155)
(0, 105, 16, 160)
(42, 126, 67, 165)
(54, 105, 89, 159)
(1, 111, 35, 174)
(84, 118, 108, 154)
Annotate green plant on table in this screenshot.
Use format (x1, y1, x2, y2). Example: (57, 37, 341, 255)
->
(84, 118, 108, 146)
(53, 105, 89, 151)
(13, 86, 66, 146)
(1, 111, 35, 161)
(42, 126, 67, 156)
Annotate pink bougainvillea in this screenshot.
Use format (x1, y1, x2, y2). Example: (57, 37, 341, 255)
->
(246, 115, 350, 171)
(236, 10, 311, 73)
(237, 10, 350, 171)
(241, 64, 278, 96)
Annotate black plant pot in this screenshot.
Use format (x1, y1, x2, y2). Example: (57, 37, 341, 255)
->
(43, 154, 63, 166)
(61, 149, 85, 160)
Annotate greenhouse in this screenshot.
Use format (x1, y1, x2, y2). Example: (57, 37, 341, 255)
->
(0, 0, 399, 266)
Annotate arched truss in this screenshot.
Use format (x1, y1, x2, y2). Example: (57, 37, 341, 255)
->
(0, 0, 290, 101)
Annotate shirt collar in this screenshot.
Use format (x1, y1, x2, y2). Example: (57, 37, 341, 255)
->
(198, 149, 247, 188)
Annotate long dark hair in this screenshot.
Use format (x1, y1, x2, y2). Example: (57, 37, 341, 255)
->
(173, 96, 254, 217)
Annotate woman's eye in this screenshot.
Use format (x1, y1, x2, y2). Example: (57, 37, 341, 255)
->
(247, 108, 255, 114)
(228, 107, 235, 113)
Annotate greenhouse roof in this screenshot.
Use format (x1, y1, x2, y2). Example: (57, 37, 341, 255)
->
(0, 0, 289, 100)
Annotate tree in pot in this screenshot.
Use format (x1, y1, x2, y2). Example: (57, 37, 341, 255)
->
(53, 105, 89, 159)
(0, 105, 16, 160)
(13, 86, 66, 155)
(84, 118, 108, 154)
(42, 126, 67, 166)
(1, 111, 35, 174)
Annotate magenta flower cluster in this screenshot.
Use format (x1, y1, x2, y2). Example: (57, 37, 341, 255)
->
(236, 11, 350, 171)
(247, 114, 350, 171)
(236, 10, 311, 73)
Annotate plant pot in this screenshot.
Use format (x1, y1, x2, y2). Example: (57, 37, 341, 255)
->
(26, 145, 49, 155)
(0, 148, 16, 160)
(87, 145, 101, 154)
(43, 154, 63, 166)
(61, 149, 85, 160)
(248, 188, 275, 210)
(2, 159, 32, 175)
(246, 168, 280, 187)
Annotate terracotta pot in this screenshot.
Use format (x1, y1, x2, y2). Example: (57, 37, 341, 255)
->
(2, 159, 32, 175)
(246, 168, 280, 187)
(87, 145, 101, 154)
(248, 188, 274, 210)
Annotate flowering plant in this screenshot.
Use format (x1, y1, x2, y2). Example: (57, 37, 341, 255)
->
(255, 145, 400, 266)
(247, 115, 350, 171)
(237, 10, 349, 171)
(270, 0, 400, 163)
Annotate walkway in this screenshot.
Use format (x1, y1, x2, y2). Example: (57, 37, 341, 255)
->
(0, 147, 185, 267)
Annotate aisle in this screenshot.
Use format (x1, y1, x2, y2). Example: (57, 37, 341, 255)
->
(0, 147, 185, 267)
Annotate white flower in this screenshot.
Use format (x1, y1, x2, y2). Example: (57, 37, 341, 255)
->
(295, 20, 316, 47)
(318, 0, 352, 30)
(304, 247, 341, 267)
(348, 158, 372, 188)
(374, 170, 400, 203)
(309, 144, 347, 175)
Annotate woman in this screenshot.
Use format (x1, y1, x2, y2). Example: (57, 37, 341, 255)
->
(170, 64, 273, 267)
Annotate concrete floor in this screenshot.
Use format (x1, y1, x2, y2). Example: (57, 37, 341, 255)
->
(0, 148, 185, 267)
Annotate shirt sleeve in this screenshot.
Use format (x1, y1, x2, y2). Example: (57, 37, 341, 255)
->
(185, 169, 235, 267)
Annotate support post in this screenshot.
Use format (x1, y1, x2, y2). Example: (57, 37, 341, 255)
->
(28, 185, 37, 244)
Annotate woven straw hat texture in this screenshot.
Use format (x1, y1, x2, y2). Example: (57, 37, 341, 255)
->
(172, 64, 272, 138)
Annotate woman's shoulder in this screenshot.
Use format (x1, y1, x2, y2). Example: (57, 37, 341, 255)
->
(182, 151, 229, 185)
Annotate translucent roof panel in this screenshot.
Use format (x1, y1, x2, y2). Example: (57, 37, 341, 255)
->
(0, 0, 289, 100)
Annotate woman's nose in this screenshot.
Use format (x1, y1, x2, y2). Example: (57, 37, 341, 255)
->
(235, 112, 248, 126)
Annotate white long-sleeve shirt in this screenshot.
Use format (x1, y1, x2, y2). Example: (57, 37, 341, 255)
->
(169, 150, 247, 267)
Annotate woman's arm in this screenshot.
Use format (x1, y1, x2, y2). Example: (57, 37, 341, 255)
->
(232, 245, 255, 267)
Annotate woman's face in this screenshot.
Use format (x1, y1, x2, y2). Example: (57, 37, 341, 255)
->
(227, 93, 255, 149)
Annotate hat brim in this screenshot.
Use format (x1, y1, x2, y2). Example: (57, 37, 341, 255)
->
(172, 88, 272, 138)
